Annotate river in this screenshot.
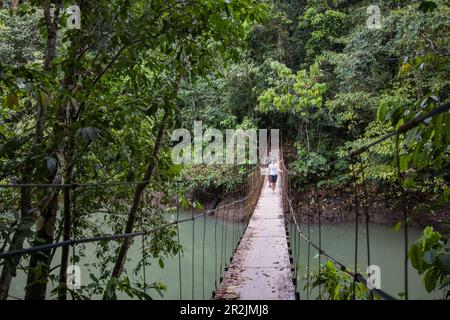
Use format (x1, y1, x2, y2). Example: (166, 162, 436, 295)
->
(6, 213, 444, 300)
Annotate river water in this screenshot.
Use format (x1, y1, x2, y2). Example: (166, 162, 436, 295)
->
(291, 222, 445, 300)
(6, 213, 444, 300)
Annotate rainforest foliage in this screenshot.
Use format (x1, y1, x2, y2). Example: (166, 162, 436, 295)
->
(0, 0, 449, 300)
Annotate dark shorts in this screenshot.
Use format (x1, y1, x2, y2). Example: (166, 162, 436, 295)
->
(269, 175, 278, 183)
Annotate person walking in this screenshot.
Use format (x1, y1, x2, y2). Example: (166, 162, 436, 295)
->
(262, 154, 273, 187)
(268, 159, 282, 193)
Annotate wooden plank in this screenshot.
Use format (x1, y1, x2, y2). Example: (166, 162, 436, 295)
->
(214, 174, 295, 300)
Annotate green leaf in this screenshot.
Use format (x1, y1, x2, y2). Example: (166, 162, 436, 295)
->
(377, 104, 387, 122)
(408, 244, 425, 274)
(158, 258, 165, 269)
(423, 268, 438, 293)
(39, 91, 50, 108)
(399, 155, 409, 171)
(392, 222, 402, 232)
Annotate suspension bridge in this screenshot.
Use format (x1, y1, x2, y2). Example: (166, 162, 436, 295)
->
(0, 103, 448, 300)
(214, 150, 296, 300)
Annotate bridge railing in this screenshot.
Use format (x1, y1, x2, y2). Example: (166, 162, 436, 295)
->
(280, 102, 449, 300)
(0, 164, 264, 300)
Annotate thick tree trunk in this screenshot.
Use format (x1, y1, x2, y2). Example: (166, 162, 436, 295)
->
(24, 198, 59, 300)
(22, 0, 66, 300)
(58, 146, 74, 300)
(24, 151, 64, 300)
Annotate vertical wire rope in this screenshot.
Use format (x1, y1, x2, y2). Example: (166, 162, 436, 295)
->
(71, 185, 77, 300)
(315, 186, 322, 298)
(140, 202, 147, 294)
(224, 200, 229, 267)
(202, 203, 206, 300)
(306, 190, 311, 300)
(351, 159, 360, 300)
(191, 204, 195, 299)
(360, 158, 374, 300)
(176, 191, 182, 300)
(214, 204, 218, 289)
(396, 135, 409, 300)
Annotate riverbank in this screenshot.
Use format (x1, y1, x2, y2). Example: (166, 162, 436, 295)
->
(290, 185, 450, 233)
(193, 182, 449, 233)
(187, 189, 247, 222)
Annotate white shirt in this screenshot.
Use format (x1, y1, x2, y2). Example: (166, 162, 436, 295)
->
(268, 163, 279, 176)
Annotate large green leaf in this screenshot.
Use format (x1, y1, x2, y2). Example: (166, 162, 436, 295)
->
(423, 268, 438, 293)
(409, 244, 426, 274)
(377, 103, 388, 122)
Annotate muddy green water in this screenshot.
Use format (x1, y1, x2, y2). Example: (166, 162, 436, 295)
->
(7, 213, 444, 300)
(290, 223, 445, 300)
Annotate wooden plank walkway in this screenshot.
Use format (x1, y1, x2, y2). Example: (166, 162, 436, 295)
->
(214, 171, 295, 300)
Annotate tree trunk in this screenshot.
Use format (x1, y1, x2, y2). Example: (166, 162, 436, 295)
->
(24, 197, 59, 300)
(0, 98, 45, 300)
(58, 132, 76, 300)
(22, 0, 67, 300)
(104, 71, 184, 299)
(104, 111, 169, 299)
(58, 177, 72, 300)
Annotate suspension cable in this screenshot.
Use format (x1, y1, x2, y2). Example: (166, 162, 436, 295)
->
(350, 159, 360, 300)
(141, 201, 147, 295)
(306, 190, 311, 300)
(360, 158, 374, 300)
(191, 204, 195, 300)
(315, 186, 322, 298)
(214, 206, 218, 290)
(176, 191, 182, 300)
(287, 194, 396, 300)
(396, 135, 409, 300)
